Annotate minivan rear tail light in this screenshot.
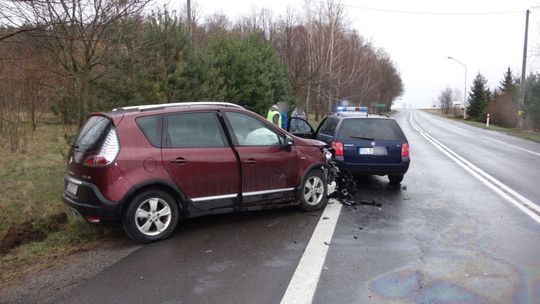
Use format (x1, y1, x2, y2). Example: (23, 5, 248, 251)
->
(83, 128, 119, 166)
(331, 141, 343, 157)
(401, 143, 409, 158)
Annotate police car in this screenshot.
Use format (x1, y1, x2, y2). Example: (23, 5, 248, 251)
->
(287, 107, 410, 184)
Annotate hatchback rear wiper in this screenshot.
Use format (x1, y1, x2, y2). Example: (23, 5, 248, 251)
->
(349, 136, 374, 141)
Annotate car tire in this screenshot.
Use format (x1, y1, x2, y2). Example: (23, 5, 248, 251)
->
(122, 189, 179, 243)
(388, 174, 404, 185)
(298, 169, 328, 211)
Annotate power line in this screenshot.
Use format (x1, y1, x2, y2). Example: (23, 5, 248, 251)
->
(332, 2, 524, 16)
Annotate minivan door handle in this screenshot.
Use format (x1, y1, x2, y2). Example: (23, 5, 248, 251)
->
(243, 158, 256, 164)
(169, 157, 187, 164)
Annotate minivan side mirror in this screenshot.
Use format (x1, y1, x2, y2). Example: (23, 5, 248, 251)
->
(283, 135, 294, 150)
(287, 117, 315, 139)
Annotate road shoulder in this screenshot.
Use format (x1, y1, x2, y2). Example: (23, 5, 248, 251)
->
(422, 109, 540, 143)
(0, 239, 140, 304)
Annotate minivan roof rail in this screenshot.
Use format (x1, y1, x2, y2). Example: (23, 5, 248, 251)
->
(112, 102, 244, 112)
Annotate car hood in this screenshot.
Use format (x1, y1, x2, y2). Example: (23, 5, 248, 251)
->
(293, 136, 327, 147)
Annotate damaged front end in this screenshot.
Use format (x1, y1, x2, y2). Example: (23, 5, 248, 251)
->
(320, 146, 357, 200)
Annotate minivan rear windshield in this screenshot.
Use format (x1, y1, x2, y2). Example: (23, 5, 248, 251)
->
(337, 118, 406, 141)
(73, 116, 112, 151)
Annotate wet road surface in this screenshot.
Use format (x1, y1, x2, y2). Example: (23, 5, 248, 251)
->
(54, 110, 540, 304)
(314, 110, 540, 303)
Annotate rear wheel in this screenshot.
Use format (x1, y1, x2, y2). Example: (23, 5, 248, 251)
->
(123, 189, 179, 243)
(299, 170, 328, 211)
(388, 174, 404, 185)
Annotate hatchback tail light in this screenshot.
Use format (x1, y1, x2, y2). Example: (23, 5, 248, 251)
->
(401, 143, 409, 158)
(83, 128, 119, 166)
(331, 141, 343, 157)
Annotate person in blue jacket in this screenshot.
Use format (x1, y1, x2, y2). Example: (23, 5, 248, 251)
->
(280, 101, 289, 129)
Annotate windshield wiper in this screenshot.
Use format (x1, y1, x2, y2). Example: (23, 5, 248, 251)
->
(349, 136, 374, 141)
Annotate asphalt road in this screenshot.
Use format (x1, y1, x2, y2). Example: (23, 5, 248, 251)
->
(53, 110, 540, 304)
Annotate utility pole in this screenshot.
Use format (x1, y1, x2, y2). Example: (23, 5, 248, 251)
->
(462, 64, 467, 120)
(518, 9, 530, 129)
(186, 0, 192, 39)
(448, 56, 467, 120)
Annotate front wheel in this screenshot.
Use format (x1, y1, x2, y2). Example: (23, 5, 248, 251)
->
(122, 189, 179, 243)
(388, 174, 404, 185)
(299, 170, 328, 211)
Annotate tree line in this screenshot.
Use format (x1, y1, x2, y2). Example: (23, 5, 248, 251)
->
(0, 0, 403, 150)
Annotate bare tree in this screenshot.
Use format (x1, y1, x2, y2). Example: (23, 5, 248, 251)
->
(204, 13, 231, 36)
(0, 0, 150, 126)
(438, 87, 461, 115)
(292, 0, 402, 117)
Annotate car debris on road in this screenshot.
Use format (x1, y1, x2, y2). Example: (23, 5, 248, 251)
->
(326, 159, 383, 208)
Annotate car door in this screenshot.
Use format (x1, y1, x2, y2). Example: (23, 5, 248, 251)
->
(161, 111, 240, 211)
(223, 111, 299, 206)
(288, 117, 315, 138)
(315, 117, 340, 144)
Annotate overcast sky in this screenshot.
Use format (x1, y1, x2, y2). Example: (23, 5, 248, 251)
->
(159, 0, 540, 108)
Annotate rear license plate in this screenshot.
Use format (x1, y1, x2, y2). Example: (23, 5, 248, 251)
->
(66, 182, 78, 196)
(359, 148, 374, 155)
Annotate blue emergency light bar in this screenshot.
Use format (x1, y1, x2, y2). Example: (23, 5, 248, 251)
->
(336, 106, 368, 113)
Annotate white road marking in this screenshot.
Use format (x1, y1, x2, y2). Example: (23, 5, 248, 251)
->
(280, 201, 342, 304)
(421, 111, 540, 158)
(410, 112, 540, 224)
(482, 136, 540, 157)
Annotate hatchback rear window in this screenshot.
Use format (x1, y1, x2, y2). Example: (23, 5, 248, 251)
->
(338, 118, 406, 141)
(319, 118, 339, 136)
(74, 116, 112, 151)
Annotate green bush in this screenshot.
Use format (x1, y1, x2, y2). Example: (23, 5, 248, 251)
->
(525, 73, 540, 130)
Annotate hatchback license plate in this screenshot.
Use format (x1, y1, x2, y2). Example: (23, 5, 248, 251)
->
(359, 148, 374, 155)
(66, 182, 78, 196)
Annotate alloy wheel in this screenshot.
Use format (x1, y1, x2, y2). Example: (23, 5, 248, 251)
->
(135, 198, 172, 236)
(303, 176, 324, 206)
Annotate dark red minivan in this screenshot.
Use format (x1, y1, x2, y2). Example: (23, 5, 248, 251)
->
(63, 102, 335, 243)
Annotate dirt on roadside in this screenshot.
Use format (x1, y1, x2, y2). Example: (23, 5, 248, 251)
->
(0, 212, 68, 254)
(0, 221, 46, 254)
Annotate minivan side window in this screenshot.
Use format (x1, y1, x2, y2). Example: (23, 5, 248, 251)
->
(225, 112, 281, 146)
(164, 112, 226, 148)
(319, 118, 339, 136)
(136, 115, 162, 147)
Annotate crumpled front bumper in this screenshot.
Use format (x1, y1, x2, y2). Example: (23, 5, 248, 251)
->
(327, 181, 337, 195)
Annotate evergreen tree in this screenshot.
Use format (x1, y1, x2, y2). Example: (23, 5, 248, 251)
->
(95, 10, 225, 110)
(498, 67, 517, 94)
(208, 34, 292, 115)
(94, 12, 292, 115)
(525, 72, 540, 129)
(467, 73, 491, 120)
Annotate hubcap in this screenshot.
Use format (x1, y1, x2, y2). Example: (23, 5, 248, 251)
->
(135, 198, 172, 236)
(303, 176, 325, 206)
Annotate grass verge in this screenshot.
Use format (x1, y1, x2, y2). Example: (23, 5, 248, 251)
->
(0, 120, 123, 284)
(423, 109, 540, 143)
